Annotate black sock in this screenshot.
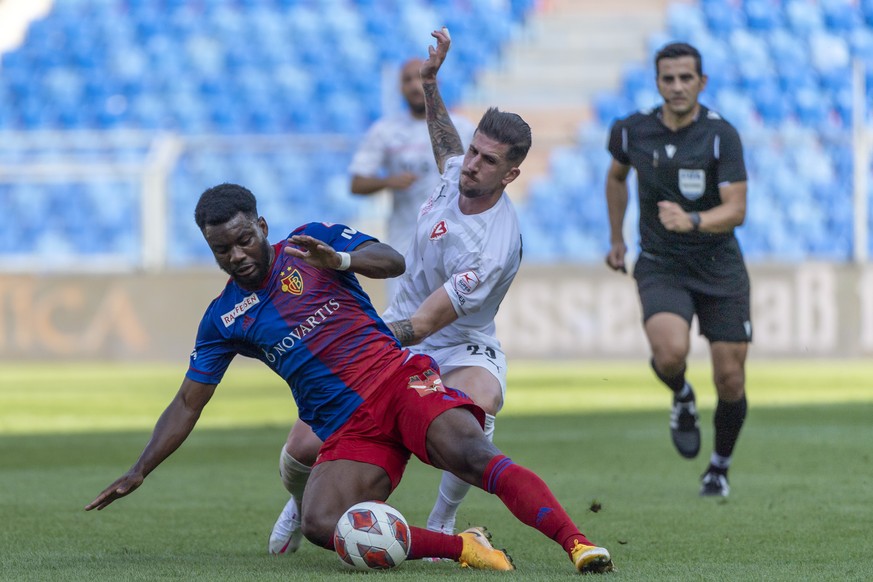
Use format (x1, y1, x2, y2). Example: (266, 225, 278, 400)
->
(714, 396, 747, 459)
(650, 358, 690, 400)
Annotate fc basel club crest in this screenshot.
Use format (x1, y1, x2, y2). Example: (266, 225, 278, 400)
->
(407, 368, 444, 397)
(281, 267, 303, 295)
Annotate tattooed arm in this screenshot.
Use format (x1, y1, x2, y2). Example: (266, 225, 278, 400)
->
(420, 27, 464, 173)
(386, 287, 458, 346)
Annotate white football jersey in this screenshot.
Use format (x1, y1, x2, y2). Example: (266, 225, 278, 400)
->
(348, 111, 475, 255)
(383, 155, 522, 351)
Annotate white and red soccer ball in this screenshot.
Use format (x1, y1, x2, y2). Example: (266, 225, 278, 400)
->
(334, 500, 411, 570)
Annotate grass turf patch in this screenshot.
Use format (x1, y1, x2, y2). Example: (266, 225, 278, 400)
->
(2, 360, 872, 580)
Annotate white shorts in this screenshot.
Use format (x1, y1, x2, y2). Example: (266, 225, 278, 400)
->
(414, 341, 507, 401)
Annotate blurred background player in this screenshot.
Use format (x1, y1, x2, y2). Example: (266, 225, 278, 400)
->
(270, 27, 528, 556)
(349, 57, 475, 261)
(604, 42, 751, 497)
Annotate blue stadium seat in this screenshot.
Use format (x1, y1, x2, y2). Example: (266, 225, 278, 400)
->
(821, 0, 863, 31)
(785, 0, 825, 34)
(701, 0, 747, 37)
(666, 3, 708, 39)
(753, 80, 792, 125)
(744, 0, 785, 31)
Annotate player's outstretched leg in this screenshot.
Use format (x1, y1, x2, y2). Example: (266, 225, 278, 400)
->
(407, 525, 513, 570)
(479, 454, 614, 573)
(269, 495, 303, 555)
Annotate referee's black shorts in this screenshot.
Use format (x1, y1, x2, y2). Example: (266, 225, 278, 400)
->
(633, 242, 752, 343)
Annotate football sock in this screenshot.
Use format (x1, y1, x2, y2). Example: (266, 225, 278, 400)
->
(427, 414, 496, 532)
(279, 446, 311, 506)
(650, 358, 691, 400)
(713, 396, 747, 459)
(482, 454, 594, 555)
(408, 527, 463, 560)
(708, 452, 731, 475)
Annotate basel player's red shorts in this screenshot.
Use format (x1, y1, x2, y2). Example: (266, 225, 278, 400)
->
(314, 353, 485, 490)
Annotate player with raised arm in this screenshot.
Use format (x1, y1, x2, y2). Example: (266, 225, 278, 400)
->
(349, 57, 475, 257)
(270, 26, 529, 557)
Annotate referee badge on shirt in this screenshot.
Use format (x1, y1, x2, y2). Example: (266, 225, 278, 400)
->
(280, 267, 303, 295)
(678, 169, 706, 200)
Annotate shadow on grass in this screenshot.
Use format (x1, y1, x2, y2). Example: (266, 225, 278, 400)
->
(2, 403, 872, 581)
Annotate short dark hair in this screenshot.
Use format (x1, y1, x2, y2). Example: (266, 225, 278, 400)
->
(475, 107, 532, 164)
(655, 42, 703, 77)
(195, 183, 259, 230)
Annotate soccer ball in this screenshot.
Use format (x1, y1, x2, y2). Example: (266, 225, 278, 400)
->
(334, 500, 411, 570)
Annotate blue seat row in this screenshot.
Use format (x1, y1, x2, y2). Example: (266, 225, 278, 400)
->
(530, 0, 872, 263)
(0, 0, 535, 264)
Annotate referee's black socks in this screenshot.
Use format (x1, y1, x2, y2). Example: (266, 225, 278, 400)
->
(714, 396, 747, 459)
(650, 358, 693, 402)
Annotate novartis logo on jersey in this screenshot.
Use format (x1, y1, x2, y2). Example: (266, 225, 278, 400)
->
(261, 299, 340, 364)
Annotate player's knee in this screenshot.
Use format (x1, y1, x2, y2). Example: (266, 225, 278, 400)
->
(286, 423, 321, 466)
(714, 368, 745, 400)
(462, 438, 502, 477)
(652, 351, 686, 377)
(475, 392, 503, 416)
(300, 510, 336, 548)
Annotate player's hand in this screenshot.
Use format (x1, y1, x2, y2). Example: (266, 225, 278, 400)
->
(605, 241, 627, 273)
(285, 235, 345, 269)
(658, 201, 694, 232)
(85, 471, 144, 511)
(386, 172, 417, 190)
(421, 27, 451, 82)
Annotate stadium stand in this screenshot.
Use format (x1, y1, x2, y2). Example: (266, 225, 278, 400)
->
(519, 0, 873, 262)
(0, 0, 534, 266)
(0, 0, 870, 265)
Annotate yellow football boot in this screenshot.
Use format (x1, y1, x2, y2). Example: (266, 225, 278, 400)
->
(571, 539, 614, 574)
(458, 526, 515, 571)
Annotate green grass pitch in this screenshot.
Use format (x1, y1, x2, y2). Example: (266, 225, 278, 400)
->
(2, 359, 872, 581)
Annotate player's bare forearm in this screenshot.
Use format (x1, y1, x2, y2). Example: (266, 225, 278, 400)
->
(387, 288, 458, 346)
(605, 160, 631, 242)
(423, 80, 463, 172)
(605, 178, 629, 242)
(704, 181, 747, 232)
(350, 175, 388, 195)
(387, 319, 416, 346)
(285, 237, 403, 278)
(348, 242, 405, 279)
(85, 381, 214, 511)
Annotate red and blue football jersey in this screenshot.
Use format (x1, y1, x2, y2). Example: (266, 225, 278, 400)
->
(186, 222, 410, 440)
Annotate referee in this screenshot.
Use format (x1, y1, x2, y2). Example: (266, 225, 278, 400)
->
(604, 42, 751, 497)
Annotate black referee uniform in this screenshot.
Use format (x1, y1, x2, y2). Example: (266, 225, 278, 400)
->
(607, 105, 752, 343)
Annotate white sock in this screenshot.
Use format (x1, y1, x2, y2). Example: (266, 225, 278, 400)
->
(426, 414, 495, 532)
(709, 452, 731, 471)
(279, 447, 311, 510)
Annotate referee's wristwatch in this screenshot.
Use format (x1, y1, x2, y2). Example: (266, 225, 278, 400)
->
(688, 211, 701, 231)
